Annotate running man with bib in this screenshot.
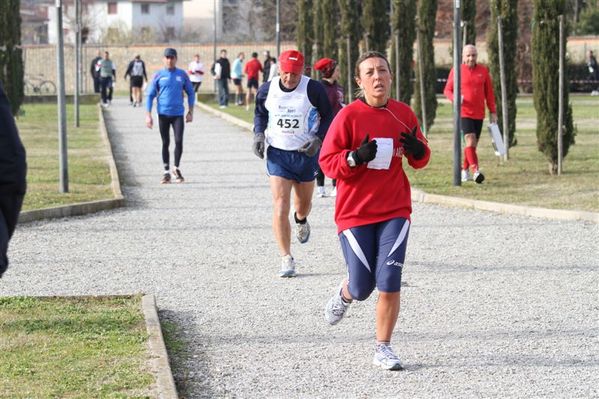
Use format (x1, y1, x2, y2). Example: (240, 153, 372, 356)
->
(253, 50, 333, 277)
(146, 48, 195, 184)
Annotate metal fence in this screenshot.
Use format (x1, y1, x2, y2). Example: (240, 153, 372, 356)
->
(22, 42, 296, 95)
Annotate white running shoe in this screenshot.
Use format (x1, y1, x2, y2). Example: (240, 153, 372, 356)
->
(296, 220, 310, 243)
(279, 255, 296, 278)
(316, 186, 326, 198)
(373, 344, 404, 370)
(324, 283, 350, 325)
(330, 187, 337, 197)
(473, 170, 485, 184)
(461, 169, 472, 182)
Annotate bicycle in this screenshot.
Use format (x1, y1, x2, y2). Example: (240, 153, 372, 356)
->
(24, 74, 56, 95)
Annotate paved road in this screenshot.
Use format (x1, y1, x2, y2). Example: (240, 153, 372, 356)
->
(3, 98, 598, 398)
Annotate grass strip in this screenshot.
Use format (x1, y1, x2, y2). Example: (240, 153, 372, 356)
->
(201, 95, 599, 212)
(16, 103, 114, 211)
(0, 295, 155, 398)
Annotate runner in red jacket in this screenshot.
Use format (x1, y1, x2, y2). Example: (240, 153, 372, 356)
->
(444, 44, 497, 183)
(319, 51, 430, 371)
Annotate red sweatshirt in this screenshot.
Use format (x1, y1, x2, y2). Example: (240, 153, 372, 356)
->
(443, 63, 496, 120)
(319, 99, 431, 233)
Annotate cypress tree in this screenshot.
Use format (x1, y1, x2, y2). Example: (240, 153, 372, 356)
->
(414, 0, 438, 130)
(297, 0, 314, 65)
(338, 0, 361, 102)
(0, 0, 24, 115)
(462, 0, 477, 44)
(362, 0, 390, 53)
(321, 0, 339, 59)
(532, 0, 575, 174)
(487, 0, 518, 148)
(391, 0, 417, 104)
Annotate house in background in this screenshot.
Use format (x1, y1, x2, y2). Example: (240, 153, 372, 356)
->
(46, 0, 186, 44)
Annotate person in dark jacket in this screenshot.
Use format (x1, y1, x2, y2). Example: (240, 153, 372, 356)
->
(214, 49, 231, 107)
(124, 54, 148, 107)
(90, 50, 102, 93)
(0, 80, 27, 279)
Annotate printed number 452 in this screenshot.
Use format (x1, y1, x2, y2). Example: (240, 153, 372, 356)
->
(277, 119, 299, 129)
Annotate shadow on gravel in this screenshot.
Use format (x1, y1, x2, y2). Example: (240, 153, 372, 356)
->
(103, 112, 145, 207)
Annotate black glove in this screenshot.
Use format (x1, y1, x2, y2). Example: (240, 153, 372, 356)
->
(400, 126, 425, 160)
(298, 136, 322, 157)
(353, 134, 377, 165)
(253, 132, 265, 159)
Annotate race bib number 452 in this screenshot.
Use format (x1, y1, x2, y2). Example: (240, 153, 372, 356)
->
(276, 118, 300, 129)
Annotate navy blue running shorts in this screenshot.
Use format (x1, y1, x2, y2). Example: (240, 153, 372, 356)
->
(266, 146, 318, 183)
(339, 218, 410, 300)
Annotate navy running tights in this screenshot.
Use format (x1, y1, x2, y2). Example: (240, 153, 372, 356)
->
(158, 115, 185, 169)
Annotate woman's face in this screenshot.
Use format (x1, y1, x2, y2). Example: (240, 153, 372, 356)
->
(355, 57, 391, 106)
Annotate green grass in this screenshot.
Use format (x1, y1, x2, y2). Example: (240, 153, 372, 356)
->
(0, 295, 155, 398)
(203, 95, 599, 212)
(16, 103, 114, 211)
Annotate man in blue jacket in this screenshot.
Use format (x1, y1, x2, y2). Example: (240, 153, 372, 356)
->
(0, 80, 27, 279)
(146, 48, 195, 184)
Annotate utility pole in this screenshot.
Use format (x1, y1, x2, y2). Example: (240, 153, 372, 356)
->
(557, 15, 564, 175)
(74, 0, 81, 127)
(213, 0, 217, 96)
(497, 16, 509, 161)
(276, 0, 281, 57)
(56, 0, 68, 192)
(452, 0, 462, 186)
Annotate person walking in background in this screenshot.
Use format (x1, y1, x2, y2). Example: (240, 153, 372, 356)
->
(244, 52, 263, 111)
(90, 50, 102, 93)
(319, 51, 430, 371)
(263, 50, 275, 84)
(252, 50, 333, 278)
(443, 44, 496, 184)
(231, 52, 245, 106)
(124, 55, 147, 107)
(214, 49, 231, 108)
(313, 57, 344, 198)
(587, 50, 599, 95)
(187, 54, 205, 98)
(0, 80, 27, 279)
(146, 48, 195, 184)
(268, 58, 279, 82)
(99, 51, 116, 107)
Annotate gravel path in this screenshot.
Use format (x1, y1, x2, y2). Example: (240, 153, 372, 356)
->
(3, 98, 598, 398)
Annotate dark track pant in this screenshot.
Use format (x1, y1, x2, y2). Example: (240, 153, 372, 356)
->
(0, 193, 24, 278)
(100, 77, 112, 104)
(158, 115, 185, 170)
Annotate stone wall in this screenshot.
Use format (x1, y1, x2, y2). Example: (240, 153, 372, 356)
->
(22, 36, 599, 94)
(23, 42, 296, 94)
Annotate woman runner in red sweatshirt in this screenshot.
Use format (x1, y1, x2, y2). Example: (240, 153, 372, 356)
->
(319, 51, 431, 370)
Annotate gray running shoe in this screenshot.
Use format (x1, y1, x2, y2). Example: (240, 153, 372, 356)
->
(325, 284, 350, 325)
(373, 344, 404, 370)
(296, 220, 310, 243)
(160, 172, 171, 184)
(172, 167, 184, 183)
(279, 255, 296, 278)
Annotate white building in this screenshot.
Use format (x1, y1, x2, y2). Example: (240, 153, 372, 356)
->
(47, 0, 186, 44)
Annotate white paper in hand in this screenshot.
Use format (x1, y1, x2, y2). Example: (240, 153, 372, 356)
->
(488, 123, 506, 156)
(367, 138, 393, 170)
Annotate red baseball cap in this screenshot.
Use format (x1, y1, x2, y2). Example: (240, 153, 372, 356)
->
(313, 58, 337, 78)
(279, 50, 305, 74)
